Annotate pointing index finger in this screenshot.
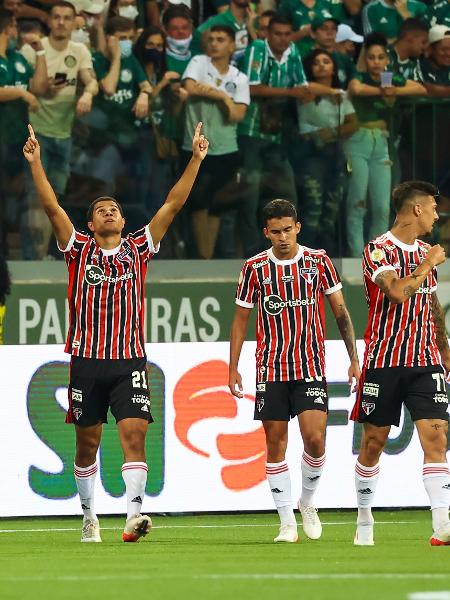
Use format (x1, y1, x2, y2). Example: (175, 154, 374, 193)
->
(194, 122, 202, 138)
(28, 124, 36, 141)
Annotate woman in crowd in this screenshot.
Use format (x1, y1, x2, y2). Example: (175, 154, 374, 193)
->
(133, 26, 187, 218)
(297, 49, 358, 255)
(345, 32, 425, 257)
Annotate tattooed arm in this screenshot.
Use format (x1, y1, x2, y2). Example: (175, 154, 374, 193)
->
(431, 292, 450, 375)
(374, 244, 446, 304)
(327, 290, 361, 388)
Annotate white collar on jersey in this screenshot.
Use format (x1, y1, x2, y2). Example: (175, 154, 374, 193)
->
(268, 244, 303, 265)
(99, 241, 123, 256)
(386, 231, 418, 252)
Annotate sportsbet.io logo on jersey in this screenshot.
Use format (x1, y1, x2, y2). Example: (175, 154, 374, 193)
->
(84, 264, 134, 286)
(263, 294, 315, 315)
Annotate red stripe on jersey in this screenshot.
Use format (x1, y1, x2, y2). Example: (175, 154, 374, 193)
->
(63, 227, 155, 359)
(235, 246, 341, 382)
(362, 234, 441, 369)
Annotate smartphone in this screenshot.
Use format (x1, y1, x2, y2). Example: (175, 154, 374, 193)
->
(54, 72, 67, 84)
(380, 71, 393, 87)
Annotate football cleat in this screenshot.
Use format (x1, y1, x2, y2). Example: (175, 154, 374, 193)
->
(122, 514, 152, 542)
(274, 524, 299, 543)
(81, 518, 101, 543)
(298, 501, 322, 540)
(430, 522, 450, 546)
(353, 520, 374, 546)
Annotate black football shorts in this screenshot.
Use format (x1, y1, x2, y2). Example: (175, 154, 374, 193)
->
(254, 378, 328, 421)
(66, 356, 153, 426)
(351, 365, 449, 426)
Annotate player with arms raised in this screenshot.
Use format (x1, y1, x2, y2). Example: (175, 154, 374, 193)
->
(229, 199, 360, 543)
(23, 122, 209, 543)
(351, 181, 450, 546)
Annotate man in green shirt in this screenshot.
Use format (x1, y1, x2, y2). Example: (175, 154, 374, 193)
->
(386, 17, 429, 79)
(92, 16, 152, 203)
(425, 0, 450, 29)
(238, 16, 312, 256)
(0, 8, 47, 255)
(306, 15, 357, 88)
(415, 25, 450, 95)
(277, 0, 333, 54)
(192, 0, 257, 66)
(362, 0, 427, 41)
(162, 4, 196, 77)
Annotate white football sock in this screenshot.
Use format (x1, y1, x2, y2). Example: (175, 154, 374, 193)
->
(74, 462, 98, 521)
(122, 462, 148, 520)
(423, 463, 450, 532)
(300, 451, 325, 506)
(266, 461, 296, 526)
(355, 460, 380, 523)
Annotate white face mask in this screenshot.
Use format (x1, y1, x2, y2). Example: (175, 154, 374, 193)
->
(85, 15, 95, 28)
(71, 29, 90, 45)
(118, 5, 139, 20)
(166, 35, 192, 57)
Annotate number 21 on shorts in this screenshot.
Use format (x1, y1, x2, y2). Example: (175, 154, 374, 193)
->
(132, 370, 148, 389)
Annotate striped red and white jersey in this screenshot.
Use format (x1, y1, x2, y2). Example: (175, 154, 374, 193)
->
(362, 231, 440, 369)
(235, 245, 342, 382)
(61, 226, 159, 359)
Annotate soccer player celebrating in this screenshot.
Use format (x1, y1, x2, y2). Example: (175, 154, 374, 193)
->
(229, 199, 360, 543)
(23, 122, 209, 543)
(351, 181, 450, 547)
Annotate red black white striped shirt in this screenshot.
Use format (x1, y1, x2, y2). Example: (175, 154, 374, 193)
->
(235, 245, 342, 382)
(362, 231, 440, 369)
(61, 226, 158, 359)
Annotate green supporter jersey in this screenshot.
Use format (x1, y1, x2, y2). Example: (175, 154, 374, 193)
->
(425, 0, 450, 28)
(416, 57, 450, 86)
(351, 71, 406, 122)
(166, 53, 193, 77)
(192, 10, 249, 66)
(278, 0, 332, 53)
(362, 0, 427, 39)
(92, 52, 147, 143)
(333, 51, 356, 88)
(386, 45, 421, 80)
(238, 39, 307, 143)
(328, 0, 356, 25)
(0, 50, 33, 143)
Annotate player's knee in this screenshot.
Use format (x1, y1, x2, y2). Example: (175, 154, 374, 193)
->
(363, 434, 385, 461)
(303, 432, 325, 456)
(121, 430, 146, 454)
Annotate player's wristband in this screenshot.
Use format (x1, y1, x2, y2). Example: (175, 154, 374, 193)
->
(35, 50, 45, 56)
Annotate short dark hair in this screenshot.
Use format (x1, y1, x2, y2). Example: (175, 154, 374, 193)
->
(162, 3, 192, 28)
(50, 1, 76, 16)
(18, 19, 45, 35)
(364, 31, 388, 50)
(106, 16, 135, 35)
(0, 8, 14, 34)
(209, 25, 235, 41)
(392, 180, 439, 212)
(303, 49, 340, 89)
(260, 9, 277, 19)
(87, 197, 124, 221)
(263, 199, 297, 225)
(398, 17, 429, 39)
(268, 16, 293, 30)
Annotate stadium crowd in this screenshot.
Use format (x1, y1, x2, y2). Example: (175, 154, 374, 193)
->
(0, 0, 449, 259)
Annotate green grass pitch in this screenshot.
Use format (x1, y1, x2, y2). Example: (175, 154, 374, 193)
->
(0, 511, 449, 600)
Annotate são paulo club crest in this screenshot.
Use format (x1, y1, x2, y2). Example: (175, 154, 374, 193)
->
(299, 267, 318, 284)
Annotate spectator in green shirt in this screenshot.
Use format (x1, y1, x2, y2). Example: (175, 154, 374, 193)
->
(345, 32, 426, 256)
(416, 24, 450, 96)
(425, 0, 450, 30)
(0, 8, 47, 255)
(386, 17, 429, 80)
(162, 4, 196, 77)
(362, 0, 427, 42)
(92, 16, 153, 204)
(277, 0, 333, 54)
(255, 10, 277, 40)
(192, 0, 257, 65)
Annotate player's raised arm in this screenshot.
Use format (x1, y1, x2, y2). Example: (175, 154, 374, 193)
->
(229, 305, 252, 398)
(431, 292, 450, 377)
(149, 122, 209, 246)
(327, 289, 361, 389)
(374, 244, 446, 304)
(23, 125, 74, 249)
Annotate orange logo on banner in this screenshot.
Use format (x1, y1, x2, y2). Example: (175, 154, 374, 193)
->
(173, 360, 266, 491)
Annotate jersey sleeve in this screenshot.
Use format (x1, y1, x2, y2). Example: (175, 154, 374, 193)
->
(293, 53, 308, 86)
(235, 261, 258, 308)
(128, 226, 160, 262)
(241, 42, 265, 85)
(363, 242, 397, 282)
(320, 254, 342, 295)
(79, 44, 94, 71)
(182, 55, 206, 82)
(58, 228, 91, 265)
(234, 72, 250, 105)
